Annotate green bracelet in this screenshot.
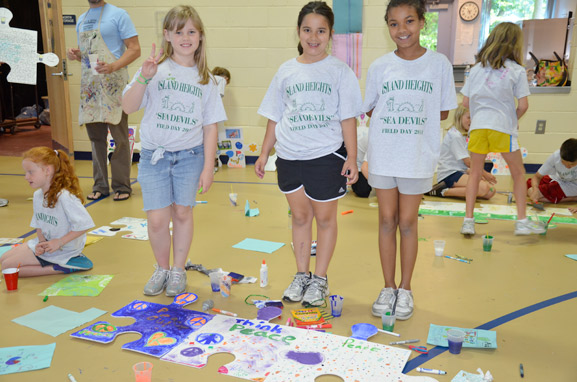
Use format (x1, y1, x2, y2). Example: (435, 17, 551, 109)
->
(137, 72, 151, 85)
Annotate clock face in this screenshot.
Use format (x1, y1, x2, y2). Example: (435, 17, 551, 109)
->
(460, 1, 479, 22)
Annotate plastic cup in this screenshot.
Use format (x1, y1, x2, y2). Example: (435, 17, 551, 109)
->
(2, 268, 19, 291)
(209, 271, 221, 292)
(220, 275, 232, 298)
(381, 308, 396, 332)
(88, 54, 99, 75)
(482, 235, 494, 252)
(433, 240, 445, 257)
(447, 329, 466, 354)
(133, 361, 153, 382)
(329, 295, 344, 317)
(540, 225, 549, 236)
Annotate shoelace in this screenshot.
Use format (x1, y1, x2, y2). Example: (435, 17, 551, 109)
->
(151, 269, 167, 282)
(377, 289, 394, 303)
(291, 275, 310, 289)
(169, 271, 184, 284)
(308, 278, 326, 293)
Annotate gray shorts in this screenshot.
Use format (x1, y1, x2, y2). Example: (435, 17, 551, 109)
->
(368, 174, 433, 195)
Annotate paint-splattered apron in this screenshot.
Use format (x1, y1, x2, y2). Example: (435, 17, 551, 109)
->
(78, 4, 127, 125)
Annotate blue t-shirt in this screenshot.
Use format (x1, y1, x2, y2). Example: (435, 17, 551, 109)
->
(76, 4, 137, 59)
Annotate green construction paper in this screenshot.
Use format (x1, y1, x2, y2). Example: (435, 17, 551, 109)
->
(333, 0, 363, 34)
(39, 274, 113, 297)
(233, 238, 285, 254)
(12, 306, 106, 337)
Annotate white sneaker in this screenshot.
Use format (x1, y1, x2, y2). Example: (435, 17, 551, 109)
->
(165, 267, 187, 297)
(302, 274, 329, 307)
(515, 218, 546, 235)
(395, 288, 414, 320)
(282, 272, 311, 302)
(143, 265, 169, 296)
(461, 218, 475, 235)
(371, 287, 396, 317)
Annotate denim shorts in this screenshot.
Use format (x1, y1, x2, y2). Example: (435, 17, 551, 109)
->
(138, 145, 204, 211)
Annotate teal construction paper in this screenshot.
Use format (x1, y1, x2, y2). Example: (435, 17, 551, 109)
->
(0, 246, 11, 258)
(0, 343, 56, 375)
(334, 0, 363, 34)
(566, 254, 577, 261)
(12, 306, 106, 337)
(233, 238, 285, 254)
(427, 324, 497, 349)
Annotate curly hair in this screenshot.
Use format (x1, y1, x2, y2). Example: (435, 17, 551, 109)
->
(22, 147, 83, 208)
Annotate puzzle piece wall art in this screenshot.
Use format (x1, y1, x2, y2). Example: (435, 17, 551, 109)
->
(71, 293, 212, 357)
(0, 8, 59, 85)
(88, 217, 150, 240)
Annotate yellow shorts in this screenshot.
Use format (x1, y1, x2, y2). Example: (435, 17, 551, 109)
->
(468, 129, 519, 154)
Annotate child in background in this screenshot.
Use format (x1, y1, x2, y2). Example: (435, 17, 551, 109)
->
(255, 1, 361, 306)
(363, 0, 457, 319)
(527, 138, 577, 204)
(122, 5, 226, 296)
(427, 104, 497, 199)
(461, 22, 544, 236)
(0, 147, 94, 277)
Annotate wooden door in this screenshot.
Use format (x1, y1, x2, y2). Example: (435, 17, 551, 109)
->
(38, 0, 74, 156)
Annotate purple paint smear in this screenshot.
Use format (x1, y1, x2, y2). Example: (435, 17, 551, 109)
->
(285, 351, 324, 365)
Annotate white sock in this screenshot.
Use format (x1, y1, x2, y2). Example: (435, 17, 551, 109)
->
(464, 217, 474, 223)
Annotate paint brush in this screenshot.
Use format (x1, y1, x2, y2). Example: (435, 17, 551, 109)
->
(546, 213, 555, 226)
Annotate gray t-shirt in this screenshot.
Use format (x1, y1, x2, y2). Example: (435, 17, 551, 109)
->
(258, 55, 362, 160)
(538, 150, 577, 196)
(363, 50, 457, 178)
(125, 59, 227, 152)
(461, 60, 530, 137)
(436, 126, 469, 182)
(27, 189, 95, 266)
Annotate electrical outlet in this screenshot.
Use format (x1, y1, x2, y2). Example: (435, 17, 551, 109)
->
(535, 120, 546, 134)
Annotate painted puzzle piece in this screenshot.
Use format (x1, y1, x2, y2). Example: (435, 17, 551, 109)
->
(486, 148, 527, 175)
(163, 315, 416, 382)
(0, 8, 59, 85)
(88, 217, 150, 240)
(71, 293, 212, 357)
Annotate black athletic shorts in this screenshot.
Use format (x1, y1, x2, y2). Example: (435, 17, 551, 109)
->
(276, 144, 348, 201)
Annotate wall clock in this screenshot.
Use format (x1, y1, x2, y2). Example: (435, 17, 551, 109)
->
(459, 1, 479, 22)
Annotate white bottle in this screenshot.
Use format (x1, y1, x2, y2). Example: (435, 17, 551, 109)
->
(464, 65, 471, 84)
(260, 259, 268, 287)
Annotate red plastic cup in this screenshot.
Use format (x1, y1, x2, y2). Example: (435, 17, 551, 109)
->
(3, 268, 19, 291)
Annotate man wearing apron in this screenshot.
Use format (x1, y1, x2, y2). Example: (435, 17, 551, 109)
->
(67, 0, 140, 201)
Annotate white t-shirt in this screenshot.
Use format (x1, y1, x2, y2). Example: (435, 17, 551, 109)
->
(538, 150, 577, 196)
(357, 125, 369, 170)
(461, 60, 530, 137)
(124, 59, 227, 152)
(27, 189, 95, 266)
(363, 50, 457, 178)
(258, 55, 362, 160)
(436, 126, 469, 182)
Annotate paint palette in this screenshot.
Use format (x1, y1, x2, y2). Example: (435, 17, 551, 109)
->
(71, 293, 212, 357)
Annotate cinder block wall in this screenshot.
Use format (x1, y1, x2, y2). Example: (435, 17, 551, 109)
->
(63, 0, 577, 165)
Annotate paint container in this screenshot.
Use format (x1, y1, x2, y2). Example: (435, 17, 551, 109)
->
(329, 295, 344, 317)
(381, 308, 396, 332)
(433, 240, 445, 257)
(133, 361, 153, 382)
(447, 329, 465, 354)
(2, 268, 19, 291)
(482, 235, 494, 252)
(220, 275, 232, 298)
(209, 271, 221, 292)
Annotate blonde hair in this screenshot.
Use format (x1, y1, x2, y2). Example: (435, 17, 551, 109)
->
(451, 104, 469, 135)
(159, 5, 210, 85)
(476, 22, 524, 69)
(23, 147, 83, 208)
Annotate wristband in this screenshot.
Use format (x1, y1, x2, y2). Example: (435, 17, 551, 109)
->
(137, 72, 151, 85)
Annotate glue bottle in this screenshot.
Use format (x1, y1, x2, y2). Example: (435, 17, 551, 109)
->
(260, 259, 268, 288)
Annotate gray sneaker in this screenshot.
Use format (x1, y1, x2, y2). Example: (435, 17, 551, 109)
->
(165, 267, 187, 297)
(143, 265, 169, 296)
(282, 272, 311, 302)
(461, 219, 476, 235)
(302, 274, 329, 307)
(515, 218, 546, 235)
(395, 288, 414, 320)
(371, 287, 396, 317)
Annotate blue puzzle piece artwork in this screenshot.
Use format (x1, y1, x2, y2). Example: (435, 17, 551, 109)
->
(0, 8, 59, 85)
(70, 293, 213, 357)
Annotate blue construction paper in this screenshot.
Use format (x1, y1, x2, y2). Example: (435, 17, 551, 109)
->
(427, 324, 497, 349)
(333, 0, 363, 34)
(13, 306, 106, 337)
(0, 246, 11, 258)
(0, 343, 56, 375)
(565, 254, 577, 261)
(233, 238, 285, 254)
(244, 200, 260, 217)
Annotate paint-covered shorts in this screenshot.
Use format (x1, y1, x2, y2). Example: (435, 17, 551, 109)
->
(138, 146, 204, 211)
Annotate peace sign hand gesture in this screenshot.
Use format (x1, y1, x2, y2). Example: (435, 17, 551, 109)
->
(141, 43, 163, 80)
